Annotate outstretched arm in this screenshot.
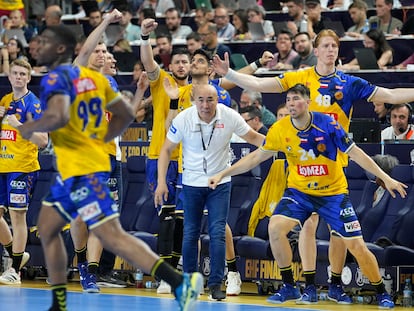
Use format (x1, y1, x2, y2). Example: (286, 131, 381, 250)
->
(373, 87, 414, 105)
(208, 148, 273, 189)
(74, 9, 122, 66)
(212, 52, 282, 93)
(348, 145, 407, 198)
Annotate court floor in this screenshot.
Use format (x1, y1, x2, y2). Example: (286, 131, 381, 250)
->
(0, 280, 406, 310)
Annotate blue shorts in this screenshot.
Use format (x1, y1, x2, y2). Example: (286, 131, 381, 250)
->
(43, 172, 119, 229)
(0, 172, 38, 211)
(273, 188, 362, 238)
(146, 159, 178, 215)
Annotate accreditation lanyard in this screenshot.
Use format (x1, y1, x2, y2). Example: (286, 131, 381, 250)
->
(200, 120, 217, 174)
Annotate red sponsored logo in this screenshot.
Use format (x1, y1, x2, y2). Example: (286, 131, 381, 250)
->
(74, 78, 97, 94)
(324, 112, 338, 121)
(297, 164, 329, 176)
(0, 130, 17, 141)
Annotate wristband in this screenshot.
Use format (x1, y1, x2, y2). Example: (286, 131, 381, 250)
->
(250, 61, 258, 71)
(224, 69, 236, 81)
(169, 98, 179, 109)
(255, 59, 263, 68)
(141, 34, 150, 40)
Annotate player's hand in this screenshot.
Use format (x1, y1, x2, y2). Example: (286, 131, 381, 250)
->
(384, 177, 408, 198)
(154, 183, 169, 207)
(137, 71, 149, 91)
(141, 18, 158, 36)
(163, 77, 179, 100)
(103, 8, 122, 24)
(208, 174, 223, 190)
(6, 114, 22, 128)
(212, 52, 230, 77)
(259, 51, 274, 67)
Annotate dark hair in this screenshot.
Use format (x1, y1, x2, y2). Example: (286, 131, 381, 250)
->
(277, 28, 294, 40)
(276, 102, 287, 114)
(287, 83, 311, 99)
(141, 7, 156, 19)
(41, 25, 77, 57)
(240, 105, 263, 121)
(165, 7, 181, 16)
(170, 47, 191, 59)
(156, 32, 172, 42)
(186, 31, 201, 42)
(233, 9, 249, 35)
(7, 38, 26, 58)
(390, 103, 413, 115)
(365, 28, 393, 60)
(193, 48, 212, 61)
(294, 31, 311, 41)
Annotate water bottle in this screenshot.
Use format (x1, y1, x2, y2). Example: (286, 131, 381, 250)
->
(403, 278, 413, 307)
(319, 291, 328, 301)
(361, 19, 370, 34)
(353, 295, 364, 304)
(135, 268, 144, 288)
(145, 280, 159, 289)
(299, 18, 308, 33)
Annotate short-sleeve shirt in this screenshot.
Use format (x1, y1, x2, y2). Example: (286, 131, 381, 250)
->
(262, 112, 355, 196)
(167, 104, 250, 187)
(40, 65, 121, 180)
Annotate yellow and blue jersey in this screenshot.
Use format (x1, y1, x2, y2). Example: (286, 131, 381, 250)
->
(148, 69, 193, 160)
(210, 79, 231, 107)
(40, 65, 121, 180)
(276, 67, 377, 132)
(0, 91, 42, 173)
(262, 112, 355, 196)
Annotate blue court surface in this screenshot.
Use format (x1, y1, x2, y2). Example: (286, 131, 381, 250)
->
(0, 287, 322, 311)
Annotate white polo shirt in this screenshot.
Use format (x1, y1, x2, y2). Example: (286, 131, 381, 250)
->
(167, 104, 251, 187)
(381, 124, 414, 141)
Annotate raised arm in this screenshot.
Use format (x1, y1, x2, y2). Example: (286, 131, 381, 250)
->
(74, 9, 122, 66)
(140, 18, 160, 76)
(130, 72, 150, 114)
(212, 52, 282, 93)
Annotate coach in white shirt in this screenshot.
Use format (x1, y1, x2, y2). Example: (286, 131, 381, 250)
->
(381, 103, 414, 141)
(155, 84, 264, 300)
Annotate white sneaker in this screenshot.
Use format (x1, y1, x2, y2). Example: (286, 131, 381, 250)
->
(0, 267, 21, 285)
(225, 271, 241, 296)
(156, 280, 171, 294)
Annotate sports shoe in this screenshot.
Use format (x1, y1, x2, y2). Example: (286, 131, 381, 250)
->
(377, 292, 394, 309)
(78, 263, 99, 293)
(266, 283, 301, 304)
(4, 251, 30, 271)
(225, 271, 242, 296)
(174, 272, 203, 311)
(0, 267, 21, 285)
(296, 284, 318, 304)
(157, 280, 172, 294)
(209, 284, 226, 301)
(328, 284, 352, 304)
(97, 273, 127, 288)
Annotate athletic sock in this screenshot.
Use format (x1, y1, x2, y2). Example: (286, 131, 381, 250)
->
(280, 265, 295, 286)
(12, 252, 23, 272)
(75, 246, 87, 264)
(50, 284, 67, 311)
(226, 257, 238, 272)
(87, 262, 99, 275)
(372, 279, 386, 294)
(303, 270, 316, 287)
(151, 259, 182, 290)
(331, 271, 342, 285)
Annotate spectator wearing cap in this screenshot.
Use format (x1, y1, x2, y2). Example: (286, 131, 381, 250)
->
(304, 0, 331, 39)
(119, 6, 141, 41)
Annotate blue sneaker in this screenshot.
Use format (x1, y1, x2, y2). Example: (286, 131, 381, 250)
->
(296, 284, 318, 304)
(328, 284, 352, 304)
(78, 263, 100, 293)
(377, 293, 394, 309)
(267, 283, 301, 304)
(175, 272, 203, 311)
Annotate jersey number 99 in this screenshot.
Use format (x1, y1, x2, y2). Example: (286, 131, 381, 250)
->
(77, 98, 103, 131)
